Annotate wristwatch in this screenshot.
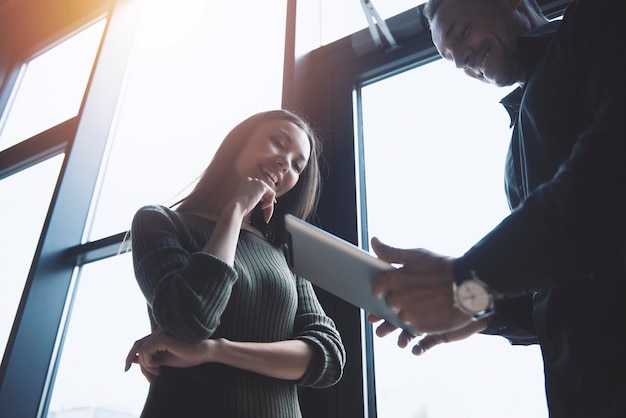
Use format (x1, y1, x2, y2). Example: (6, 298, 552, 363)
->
(453, 270, 495, 320)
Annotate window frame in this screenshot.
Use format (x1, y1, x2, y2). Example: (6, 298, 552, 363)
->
(0, 1, 143, 415)
(286, 1, 572, 416)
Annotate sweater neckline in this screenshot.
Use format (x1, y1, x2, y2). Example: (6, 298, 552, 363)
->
(183, 211, 272, 245)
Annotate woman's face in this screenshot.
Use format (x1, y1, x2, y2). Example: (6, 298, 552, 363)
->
(234, 119, 311, 198)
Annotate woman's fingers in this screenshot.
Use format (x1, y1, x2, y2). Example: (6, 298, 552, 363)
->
(125, 336, 148, 371)
(125, 337, 160, 383)
(261, 195, 277, 223)
(240, 177, 277, 223)
(139, 363, 157, 383)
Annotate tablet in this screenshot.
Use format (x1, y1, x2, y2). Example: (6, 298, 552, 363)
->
(284, 214, 419, 336)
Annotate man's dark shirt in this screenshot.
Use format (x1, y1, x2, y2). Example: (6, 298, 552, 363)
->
(453, 0, 626, 416)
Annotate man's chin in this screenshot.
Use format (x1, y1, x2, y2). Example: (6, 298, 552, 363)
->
(489, 65, 524, 87)
(491, 76, 518, 88)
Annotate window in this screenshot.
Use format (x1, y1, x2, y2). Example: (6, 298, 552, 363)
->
(0, 155, 64, 355)
(86, 0, 288, 240)
(0, 20, 105, 151)
(47, 254, 150, 417)
(317, 0, 426, 46)
(41, 0, 290, 416)
(358, 58, 548, 417)
(1, 0, 289, 415)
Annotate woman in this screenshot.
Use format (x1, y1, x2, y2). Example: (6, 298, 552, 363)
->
(124, 109, 345, 417)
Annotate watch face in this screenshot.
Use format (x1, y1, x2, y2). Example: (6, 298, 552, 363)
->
(457, 280, 490, 314)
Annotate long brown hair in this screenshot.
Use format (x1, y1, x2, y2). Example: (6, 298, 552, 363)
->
(175, 109, 322, 245)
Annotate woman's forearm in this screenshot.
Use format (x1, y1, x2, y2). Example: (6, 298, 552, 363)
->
(209, 338, 314, 381)
(129, 331, 313, 382)
(202, 202, 245, 265)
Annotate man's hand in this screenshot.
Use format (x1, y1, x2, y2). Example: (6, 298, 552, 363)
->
(411, 317, 489, 355)
(367, 313, 417, 348)
(367, 313, 489, 355)
(370, 237, 472, 334)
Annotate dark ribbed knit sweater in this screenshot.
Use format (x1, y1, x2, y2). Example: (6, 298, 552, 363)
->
(130, 205, 345, 418)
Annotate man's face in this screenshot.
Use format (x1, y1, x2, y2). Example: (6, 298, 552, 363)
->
(430, 0, 527, 87)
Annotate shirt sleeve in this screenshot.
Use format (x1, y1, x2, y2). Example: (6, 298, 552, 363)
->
(130, 205, 238, 342)
(481, 294, 538, 346)
(291, 277, 346, 388)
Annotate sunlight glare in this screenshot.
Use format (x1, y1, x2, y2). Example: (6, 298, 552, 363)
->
(136, 0, 226, 52)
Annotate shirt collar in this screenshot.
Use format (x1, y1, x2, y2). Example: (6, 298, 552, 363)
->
(514, 21, 560, 75)
(500, 21, 560, 127)
(500, 87, 523, 128)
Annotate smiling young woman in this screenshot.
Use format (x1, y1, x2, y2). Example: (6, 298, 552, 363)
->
(124, 109, 345, 418)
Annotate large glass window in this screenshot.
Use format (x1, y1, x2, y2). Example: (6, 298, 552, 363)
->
(0, 14, 105, 379)
(46, 1, 291, 416)
(0, 20, 105, 151)
(0, 155, 64, 356)
(359, 59, 548, 417)
(47, 253, 150, 417)
(318, 0, 426, 46)
(87, 0, 289, 240)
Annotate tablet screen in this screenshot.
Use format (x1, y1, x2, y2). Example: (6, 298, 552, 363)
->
(285, 214, 419, 336)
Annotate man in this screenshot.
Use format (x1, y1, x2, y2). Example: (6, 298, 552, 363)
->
(369, 0, 626, 416)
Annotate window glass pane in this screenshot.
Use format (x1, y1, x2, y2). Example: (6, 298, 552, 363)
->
(0, 154, 64, 356)
(319, 0, 425, 46)
(47, 253, 150, 417)
(360, 59, 548, 417)
(0, 20, 105, 151)
(87, 0, 288, 240)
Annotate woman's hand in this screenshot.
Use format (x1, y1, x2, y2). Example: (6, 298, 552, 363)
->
(206, 177, 277, 265)
(125, 328, 215, 382)
(125, 329, 314, 382)
(229, 177, 277, 223)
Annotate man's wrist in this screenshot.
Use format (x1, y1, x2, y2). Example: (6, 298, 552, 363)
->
(452, 270, 496, 320)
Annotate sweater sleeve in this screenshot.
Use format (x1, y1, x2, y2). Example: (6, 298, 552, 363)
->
(291, 277, 346, 388)
(130, 205, 238, 342)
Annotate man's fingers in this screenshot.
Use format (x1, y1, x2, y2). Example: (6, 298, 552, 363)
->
(367, 313, 382, 323)
(374, 321, 399, 338)
(397, 330, 415, 348)
(411, 335, 442, 356)
(372, 270, 406, 299)
(411, 318, 489, 356)
(370, 237, 403, 264)
(371, 236, 429, 266)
